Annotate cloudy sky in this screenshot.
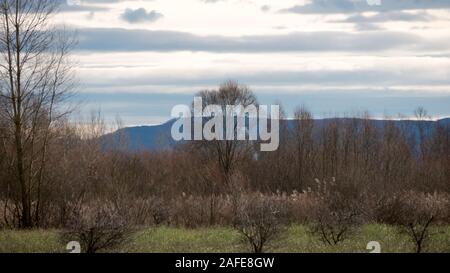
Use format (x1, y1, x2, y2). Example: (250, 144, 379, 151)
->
(56, 0, 450, 125)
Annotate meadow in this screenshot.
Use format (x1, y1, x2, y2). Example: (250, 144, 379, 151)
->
(1, 225, 449, 253)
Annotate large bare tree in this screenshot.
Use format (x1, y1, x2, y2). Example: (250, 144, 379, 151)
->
(193, 80, 257, 187)
(0, 0, 74, 228)
(188, 81, 257, 225)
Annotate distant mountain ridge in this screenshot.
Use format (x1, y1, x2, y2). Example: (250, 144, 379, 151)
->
(102, 118, 450, 152)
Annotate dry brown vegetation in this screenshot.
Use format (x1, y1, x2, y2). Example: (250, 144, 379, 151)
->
(1, 83, 449, 251)
(234, 195, 288, 253)
(1, 80, 449, 252)
(0, 0, 449, 253)
(61, 201, 133, 253)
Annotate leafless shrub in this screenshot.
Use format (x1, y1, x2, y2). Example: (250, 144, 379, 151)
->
(149, 197, 170, 226)
(373, 194, 406, 224)
(234, 195, 288, 253)
(113, 197, 167, 227)
(169, 194, 235, 228)
(0, 200, 19, 229)
(170, 194, 210, 228)
(61, 201, 134, 253)
(280, 190, 315, 224)
(307, 178, 363, 245)
(385, 191, 448, 253)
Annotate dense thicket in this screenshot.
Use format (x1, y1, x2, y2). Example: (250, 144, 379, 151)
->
(1, 101, 448, 229)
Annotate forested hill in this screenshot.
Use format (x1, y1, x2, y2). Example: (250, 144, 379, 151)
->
(102, 118, 450, 152)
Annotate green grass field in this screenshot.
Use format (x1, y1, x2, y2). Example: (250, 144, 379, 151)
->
(1, 225, 449, 253)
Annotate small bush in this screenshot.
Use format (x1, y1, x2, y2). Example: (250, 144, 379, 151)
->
(149, 197, 170, 226)
(234, 195, 288, 253)
(386, 191, 448, 253)
(61, 202, 133, 253)
(119, 197, 171, 226)
(307, 178, 363, 245)
(373, 193, 406, 224)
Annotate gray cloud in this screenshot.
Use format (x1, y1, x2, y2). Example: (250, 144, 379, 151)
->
(353, 22, 383, 31)
(58, 0, 109, 12)
(76, 28, 422, 52)
(343, 11, 434, 23)
(59, 0, 155, 12)
(121, 8, 163, 23)
(261, 5, 271, 12)
(332, 10, 434, 31)
(283, 0, 450, 14)
(80, 68, 450, 89)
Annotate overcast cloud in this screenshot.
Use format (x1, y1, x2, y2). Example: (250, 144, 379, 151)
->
(53, 0, 450, 124)
(283, 0, 450, 14)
